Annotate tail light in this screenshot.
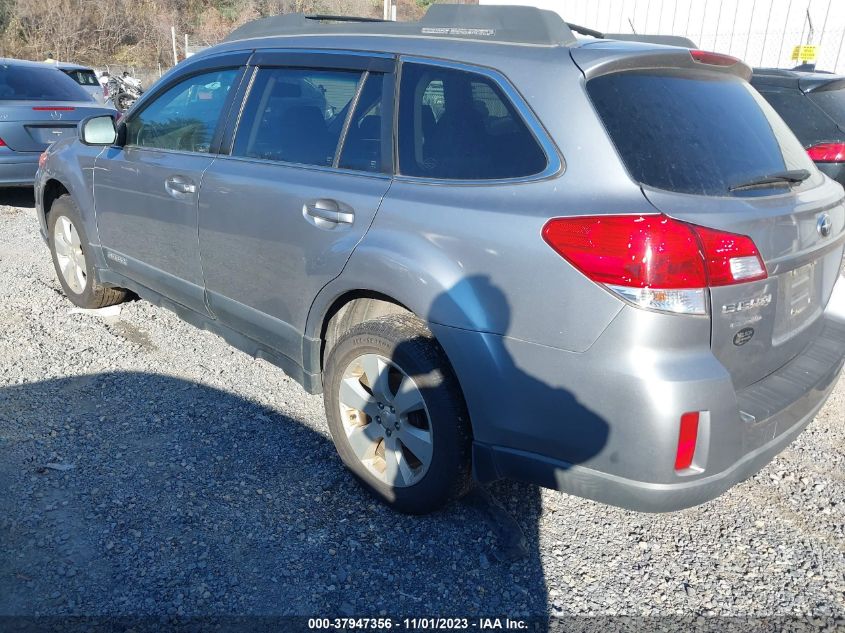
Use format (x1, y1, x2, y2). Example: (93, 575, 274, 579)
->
(690, 50, 740, 67)
(32, 106, 75, 111)
(0, 137, 6, 147)
(102, 83, 109, 98)
(807, 142, 845, 163)
(39, 152, 48, 170)
(675, 412, 700, 471)
(542, 214, 767, 315)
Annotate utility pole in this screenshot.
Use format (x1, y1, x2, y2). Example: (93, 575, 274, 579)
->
(171, 26, 178, 66)
(383, 0, 396, 21)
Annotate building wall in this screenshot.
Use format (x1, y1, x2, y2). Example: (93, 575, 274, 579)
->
(480, 0, 845, 72)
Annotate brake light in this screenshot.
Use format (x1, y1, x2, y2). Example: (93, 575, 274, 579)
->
(807, 142, 845, 163)
(0, 137, 6, 147)
(694, 225, 767, 286)
(675, 412, 700, 471)
(542, 214, 767, 315)
(102, 83, 109, 98)
(690, 50, 740, 66)
(32, 106, 75, 111)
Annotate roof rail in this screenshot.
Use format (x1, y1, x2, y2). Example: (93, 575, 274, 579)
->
(225, 4, 578, 46)
(305, 15, 387, 24)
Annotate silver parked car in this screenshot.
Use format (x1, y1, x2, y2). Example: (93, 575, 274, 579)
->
(35, 6, 845, 514)
(55, 62, 111, 106)
(0, 58, 114, 187)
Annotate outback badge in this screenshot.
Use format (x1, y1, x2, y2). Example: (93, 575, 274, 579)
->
(733, 327, 755, 346)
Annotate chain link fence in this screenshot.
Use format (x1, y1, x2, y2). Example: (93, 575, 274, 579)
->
(555, 0, 845, 73)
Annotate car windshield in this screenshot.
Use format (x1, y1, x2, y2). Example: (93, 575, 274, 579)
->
(0, 65, 92, 101)
(587, 69, 815, 195)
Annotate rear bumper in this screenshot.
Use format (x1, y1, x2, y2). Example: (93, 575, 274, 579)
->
(437, 280, 845, 513)
(0, 152, 39, 186)
(473, 324, 842, 511)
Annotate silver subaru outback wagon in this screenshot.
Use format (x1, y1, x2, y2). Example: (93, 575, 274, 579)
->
(35, 5, 845, 514)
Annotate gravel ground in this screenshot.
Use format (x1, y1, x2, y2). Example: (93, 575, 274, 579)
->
(0, 190, 843, 626)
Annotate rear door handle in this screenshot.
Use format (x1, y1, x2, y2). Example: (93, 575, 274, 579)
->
(304, 199, 354, 226)
(165, 176, 197, 197)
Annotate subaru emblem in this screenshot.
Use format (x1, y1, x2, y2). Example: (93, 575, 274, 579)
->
(817, 213, 832, 238)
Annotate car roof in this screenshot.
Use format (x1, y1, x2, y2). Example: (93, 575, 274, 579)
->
(54, 62, 95, 71)
(0, 57, 67, 69)
(225, 5, 578, 47)
(752, 67, 845, 92)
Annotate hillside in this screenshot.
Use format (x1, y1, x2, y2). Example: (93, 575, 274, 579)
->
(0, 0, 475, 68)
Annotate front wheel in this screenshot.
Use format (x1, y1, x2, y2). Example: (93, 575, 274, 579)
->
(48, 195, 127, 309)
(324, 314, 472, 514)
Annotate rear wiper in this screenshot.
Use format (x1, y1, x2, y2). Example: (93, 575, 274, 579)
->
(728, 169, 811, 192)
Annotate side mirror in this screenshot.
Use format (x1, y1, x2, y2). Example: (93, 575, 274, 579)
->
(79, 115, 117, 146)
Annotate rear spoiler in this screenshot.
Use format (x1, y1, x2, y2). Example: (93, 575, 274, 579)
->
(571, 44, 752, 82)
(604, 33, 697, 48)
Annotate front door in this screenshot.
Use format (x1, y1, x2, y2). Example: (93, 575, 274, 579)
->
(94, 66, 243, 314)
(198, 53, 395, 365)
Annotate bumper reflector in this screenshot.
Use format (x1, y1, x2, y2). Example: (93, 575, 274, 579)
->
(675, 412, 700, 471)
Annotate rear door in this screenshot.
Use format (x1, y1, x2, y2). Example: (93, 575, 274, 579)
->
(577, 47, 845, 389)
(94, 58, 246, 314)
(197, 51, 395, 363)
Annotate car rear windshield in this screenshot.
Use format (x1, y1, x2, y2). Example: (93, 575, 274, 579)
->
(587, 70, 815, 195)
(0, 65, 91, 102)
(807, 86, 845, 129)
(62, 69, 99, 87)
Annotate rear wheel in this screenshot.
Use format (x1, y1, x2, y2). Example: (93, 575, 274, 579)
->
(48, 195, 127, 309)
(324, 314, 472, 514)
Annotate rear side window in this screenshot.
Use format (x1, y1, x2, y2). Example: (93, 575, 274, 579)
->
(398, 62, 547, 180)
(755, 88, 840, 146)
(588, 70, 815, 195)
(232, 68, 362, 167)
(0, 65, 90, 101)
(125, 69, 238, 153)
(807, 87, 845, 129)
(63, 69, 99, 86)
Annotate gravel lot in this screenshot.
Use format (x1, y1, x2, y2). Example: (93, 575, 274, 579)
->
(0, 190, 843, 626)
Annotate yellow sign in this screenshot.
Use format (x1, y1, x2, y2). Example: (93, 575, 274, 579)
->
(791, 45, 818, 62)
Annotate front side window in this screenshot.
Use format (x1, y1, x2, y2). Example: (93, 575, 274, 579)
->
(398, 62, 548, 180)
(232, 68, 363, 167)
(125, 69, 238, 153)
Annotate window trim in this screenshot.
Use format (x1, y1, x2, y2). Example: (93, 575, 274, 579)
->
(393, 55, 563, 186)
(221, 50, 397, 176)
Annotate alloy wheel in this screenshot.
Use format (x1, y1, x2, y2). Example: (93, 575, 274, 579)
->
(53, 216, 87, 294)
(338, 353, 433, 487)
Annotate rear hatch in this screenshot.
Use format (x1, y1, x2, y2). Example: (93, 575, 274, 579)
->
(574, 43, 845, 389)
(0, 63, 105, 152)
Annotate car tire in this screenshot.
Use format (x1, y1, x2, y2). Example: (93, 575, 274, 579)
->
(48, 194, 128, 309)
(324, 314, 473, 514)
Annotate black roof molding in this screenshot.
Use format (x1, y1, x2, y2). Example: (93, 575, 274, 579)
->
(225, 4, 577, 46)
